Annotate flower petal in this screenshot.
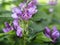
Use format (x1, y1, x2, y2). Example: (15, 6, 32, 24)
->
(45, 32, 50, 38)
(16, 26, 23, 37)
(52, 26, 60, 40)
(5, 22, 10, 28)
(28, 6, 37, 15)
(11, 13, 18, 19)
(52, 26, 58, 31)
(3, 28, 10, 33)
(12, 7, 22, 14)
(45, 27, 51, 35)
(52, 30, 59, 39)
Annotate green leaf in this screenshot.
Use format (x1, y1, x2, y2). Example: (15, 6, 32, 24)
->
(29, 21, 43, 34)
(34, 32, 52, 43)
(0, 30, 15, 41)
(31, 5, 52, 21)
(29, 20, 49, 33)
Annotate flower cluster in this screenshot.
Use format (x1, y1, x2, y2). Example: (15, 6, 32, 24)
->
(3, 22, 13, 33)
(44, 26, 60, 43)
(3, 0, 37, 37)
(12, 0, 37, 20)
(3, 20, 23, 37)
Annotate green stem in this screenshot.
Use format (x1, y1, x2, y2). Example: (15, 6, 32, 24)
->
(23, 21, 28, 45)
(24, 36, 26, 45)
(22, 20, 29, 45)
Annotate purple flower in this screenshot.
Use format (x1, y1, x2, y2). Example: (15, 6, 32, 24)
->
(12, 0, 37, 20)
(21, 10, 32, 20)
(44, 26, 60, 43)
(28, 0, 37, 7)
(49, 0, 57, 5)
(16, 26, 23, 37)
(3, 28, 10, 33)
(4, 22, 11, 28)
(12, 7, 22, 14)
(3, 21, 23, 37)
(11, 13, 18, 19)
(13, 19, 19, 29)
(13, 19, 23, 37)
(28, 5, 37, 15)
(52, 26, 60, 42)
(3, 22, 13, 33)
(45, 27, 51, 38)
(3, 0, 37, 37)
(19, 3, 26, 10)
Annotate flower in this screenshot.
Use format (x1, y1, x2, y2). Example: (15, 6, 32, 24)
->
(19, 3, 26, 10)
(12, 7, 22, 19)
(12, 0, 37, 20)
(3, 22, 13, 33)
(11, 13, 18, 19)
(3, 0, 37, 37)
(21, 9, 33, 20)
(49, 0, 57, 5)
(12, 7, 22, 14)
(13, 19, 19, 30)
(3, 21, 23, 37)
(28, 5, 37, 15)
(16, 26, 23, 37)
(13, 19, 23, 37)
(45, 27, 51, 38)
(44, 26, 60, 43)
(52, 26, 60, 42)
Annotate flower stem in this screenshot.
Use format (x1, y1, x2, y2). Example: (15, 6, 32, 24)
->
(23, 21, 28, 45)
(24, 36, 26, 45)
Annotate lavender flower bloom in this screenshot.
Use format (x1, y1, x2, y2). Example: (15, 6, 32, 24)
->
(49, 0, 57, 5)
(13, 19, 19, 29)
(11, 13, 18, 19)
(16, 26, 23, 37)
(12, 0, 37, 20)
(19, 3, 26, 10)
(44, 26, 60, 43)
(45, 27, 51, 38)
(28, 0, 37, 7)
(13, 19, 23, 37)
(12, 7, 22, 19)
(3, 22, 13, 33)
(21, 9, 33, 20)
(3, 21, 23, 37)
(12, 7, 22, 14)
(28, 5, 37, 15)
(52, 26, 60, 42)
(3, 28, 11, 33)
